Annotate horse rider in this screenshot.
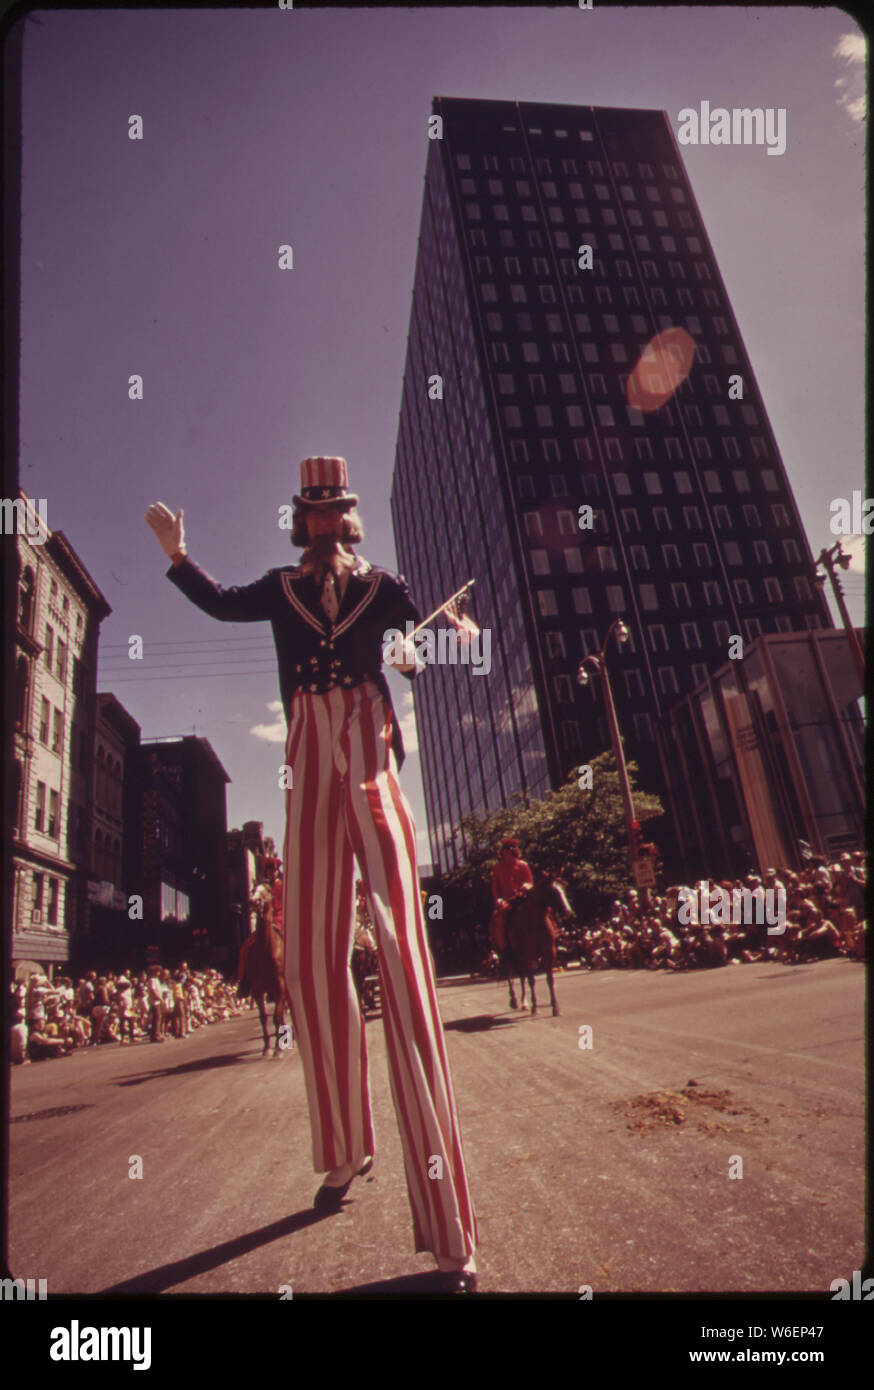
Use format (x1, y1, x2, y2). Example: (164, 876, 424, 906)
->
(146, 456, 478, 1293)
(490, 838, 534, 951)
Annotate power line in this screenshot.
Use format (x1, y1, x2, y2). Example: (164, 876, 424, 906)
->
(99, 637, 276, 651)
(98, 654, 281, 672)
(103, 668, 279, 683)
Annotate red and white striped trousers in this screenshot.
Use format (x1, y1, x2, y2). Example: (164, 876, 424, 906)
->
(281, 680, 478, 1261)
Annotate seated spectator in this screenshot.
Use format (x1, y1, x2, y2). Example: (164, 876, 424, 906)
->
(11, 1011, 30, 1065)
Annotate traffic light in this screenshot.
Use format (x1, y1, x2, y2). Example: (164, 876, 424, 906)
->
(630, 820, 642, 861)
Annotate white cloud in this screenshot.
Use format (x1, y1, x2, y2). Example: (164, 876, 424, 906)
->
(844, 533, 866, 573)
(396, 690, 419, 754)
(250, 700, 286, 743)
(834, 32, 867, 125)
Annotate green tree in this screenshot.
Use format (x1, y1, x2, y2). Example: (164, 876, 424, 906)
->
(435, 753, 663, 935)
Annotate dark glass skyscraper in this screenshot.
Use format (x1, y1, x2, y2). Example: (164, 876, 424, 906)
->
(391, 97, 831, 875)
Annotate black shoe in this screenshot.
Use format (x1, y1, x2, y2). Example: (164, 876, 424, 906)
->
(427, 1270, 478, 1294)
(313, 1157, 373, 1214)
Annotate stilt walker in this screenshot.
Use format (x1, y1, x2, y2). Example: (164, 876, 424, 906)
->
(146, 456, 478, 1291)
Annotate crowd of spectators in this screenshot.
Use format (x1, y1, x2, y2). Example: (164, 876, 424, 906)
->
(555, 853, 866, 972)
(10, 963, 244, 1064)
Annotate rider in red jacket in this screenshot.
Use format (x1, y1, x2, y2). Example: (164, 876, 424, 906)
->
(490, 839, 534, 950)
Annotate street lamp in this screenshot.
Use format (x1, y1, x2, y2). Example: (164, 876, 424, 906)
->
(577, 618, 642, 883)
(813, 541, 865, 688)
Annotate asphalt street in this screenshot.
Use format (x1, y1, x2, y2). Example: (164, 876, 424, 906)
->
(9, 958, 864, 1296)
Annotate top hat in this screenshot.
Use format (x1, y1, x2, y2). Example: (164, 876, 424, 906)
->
(293, 456, 359, 509)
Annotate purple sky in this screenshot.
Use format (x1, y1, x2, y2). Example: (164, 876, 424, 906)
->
(18, 6, 866, 861)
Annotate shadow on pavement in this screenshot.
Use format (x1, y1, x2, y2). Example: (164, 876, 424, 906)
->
(114, 1052, 255, 1086)
(442, 1014, 516, 1033)
(100, 1209, 328, 1293)
(331, 1271, 482, 1296)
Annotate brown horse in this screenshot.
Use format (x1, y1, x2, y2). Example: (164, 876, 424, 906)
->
(503, 877, 572, 1017)
(237, 885, 293, 1056)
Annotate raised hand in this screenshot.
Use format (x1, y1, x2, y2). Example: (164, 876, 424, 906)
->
(145, 502, 185, 557)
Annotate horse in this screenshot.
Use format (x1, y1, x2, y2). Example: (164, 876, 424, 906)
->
(237, 885, 293, 1056)
(502, 877, 572, 1017)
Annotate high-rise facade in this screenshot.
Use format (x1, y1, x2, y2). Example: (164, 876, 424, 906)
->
(391, 98, 832, 874)
(12, 494, 111, 972)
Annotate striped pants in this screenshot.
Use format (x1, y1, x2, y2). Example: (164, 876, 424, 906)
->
(282, 680, 478, 1260)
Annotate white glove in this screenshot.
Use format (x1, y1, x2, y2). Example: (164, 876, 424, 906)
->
(145, 502, 186, 557)
(386, 639, 426, 675)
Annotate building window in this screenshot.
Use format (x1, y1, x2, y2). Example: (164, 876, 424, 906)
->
(702, 580, 722, 606)
(658, 666, 679, 695)
(549, 473, 567, 497)
(553, 674, 574, 704)
(48, 878, 59, 927)
(681, 622, 702, 649)
(516, 474, 535, 498)
(671, 582, 692, 608)
(35, 781, 46, 832)
(648, 624, 669, 652)
(772, 504, 790, 527)
(674, 471, 693, 493)
(794, 576, 812, 601)
(48, 788, 59, 838)
(662, 543, 681, 569)
(33, 872, 45, 915)
(45, 625, 54, 671)
(573, 588, 592, 614)
(621, 509, 640, 534)
(606, 586, 626, 612)
(683, 506, 702, 529)
(742, 505, 761, 528)
(564, 548, 584, 574)
(712, 505, 732, 529)
(538, 590, 558, 617)
(546, 632, 566, 659)
(781, 539, 800, 564)
(750, 539, 772, 567)
(597, 546, 617, 572)
(639, 585, 659, 611)
(619, 669, 643, 701)
(734, 579, 753, 604)
(653, 508, 671, 532)
(724, 542, 742, 566)
(523, 512, 543, 537)
(504, 406, 522, 427)
(39, 696, 50, 743)
(530, 549, 550, 576)
(612, 472, 631, 495)
(703, 470, 722, 493)
(52, 708, 63, 753)
(764, 576, 783, 602)
(557, 509, 576, 534)
(629, 545, 649, 571)
(632, 713, 654, 742)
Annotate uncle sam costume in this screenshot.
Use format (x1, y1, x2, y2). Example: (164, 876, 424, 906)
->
(164, 458, 478, 1264)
